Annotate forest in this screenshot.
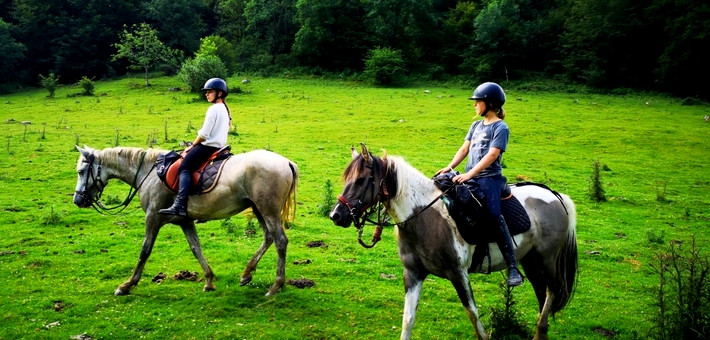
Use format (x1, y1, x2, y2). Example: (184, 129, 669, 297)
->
(1, 0, 708, 98)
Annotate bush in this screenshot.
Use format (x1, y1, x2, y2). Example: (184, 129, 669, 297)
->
(490, 281, 533, 339)
(38, 73, 59, 98)
(78, 77, 94, 96)
(316, 179, 335, 217)
(650, 237, 709, 340)
(589, 159, 607, 202)
(178, 55, 228, 93)
(364, 47, 407, 86)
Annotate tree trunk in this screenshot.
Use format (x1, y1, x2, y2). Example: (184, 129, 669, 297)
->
(144, 67, 150, 86)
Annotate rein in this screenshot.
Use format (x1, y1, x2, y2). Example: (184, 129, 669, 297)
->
(339, 158, 452, 248)
(77, 151, 155, 215)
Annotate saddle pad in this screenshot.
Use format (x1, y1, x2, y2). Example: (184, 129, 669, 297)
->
(455, 194, 531, 245)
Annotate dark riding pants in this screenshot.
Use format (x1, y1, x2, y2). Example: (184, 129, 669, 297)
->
(179, 144, 219, 173)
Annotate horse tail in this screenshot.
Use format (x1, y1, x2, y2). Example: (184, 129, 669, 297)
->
(281, 161, 299, 226)
(551, 193, 578, 315)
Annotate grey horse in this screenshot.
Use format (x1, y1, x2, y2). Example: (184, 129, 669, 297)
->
(74, 146, 298, 296)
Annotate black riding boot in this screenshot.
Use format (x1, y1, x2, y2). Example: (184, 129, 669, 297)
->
(496, 216, 524, 287)
(159, 170, 190, 216)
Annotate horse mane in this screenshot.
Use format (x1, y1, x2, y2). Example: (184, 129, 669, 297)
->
(97, 147, 163, 167)
(384, 155, 439, 202)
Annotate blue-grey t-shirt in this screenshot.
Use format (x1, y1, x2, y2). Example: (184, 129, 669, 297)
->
(464, 120, 509, 178)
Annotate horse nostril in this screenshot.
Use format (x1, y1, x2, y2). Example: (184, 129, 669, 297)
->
(330, 212, 340, 222)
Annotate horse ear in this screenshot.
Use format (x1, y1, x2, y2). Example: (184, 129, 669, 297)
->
(76, 145, 91, 158)
(360, 143, 370, 162)
(350, 146, 359, 159)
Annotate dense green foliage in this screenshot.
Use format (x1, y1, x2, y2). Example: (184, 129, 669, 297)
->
(0, 75, 708, 339)
(0, 0, 707, 98)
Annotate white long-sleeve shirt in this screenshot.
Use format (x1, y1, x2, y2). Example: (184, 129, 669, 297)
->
(197, 103, 230, 148)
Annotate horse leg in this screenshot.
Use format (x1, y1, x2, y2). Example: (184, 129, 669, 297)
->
(240, 209, 274, 287)
(179, 220, 216, 292)
(400, 269, 424, 340)
(264, 214, 288, 296)
(115, 221, 160, 295)
(521, 252, 555, 340)
(450, 271, 488, 340)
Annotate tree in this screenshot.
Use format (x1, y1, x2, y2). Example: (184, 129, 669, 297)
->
(143, 0, 208, 55)
(292, 0, 370, 71)
(112, 23, 179, 86)
(244, 0, 298, 66)
(0, 18, 25, 84)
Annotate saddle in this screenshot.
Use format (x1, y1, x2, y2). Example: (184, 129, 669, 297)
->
(433, 172, 532, 272)
(156, 146, 233, 194)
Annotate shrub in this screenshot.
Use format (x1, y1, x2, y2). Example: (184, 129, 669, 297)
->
(316, 179, 335, 217)
(364, 47, 407, 86)
(79, 77, 94, 96)
(589, 159, 607, 202)
(178, 55, 228, 93)
(650, 236, 709, 340)
(39, 73, 59, 98)
(490, 280, 533, 339)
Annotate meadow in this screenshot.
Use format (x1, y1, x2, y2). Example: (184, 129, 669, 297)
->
(1, 75, 708, 339)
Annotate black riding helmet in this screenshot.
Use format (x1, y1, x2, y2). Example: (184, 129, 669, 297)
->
(202, 78, 228, 102)
(469, 82, 506, 113)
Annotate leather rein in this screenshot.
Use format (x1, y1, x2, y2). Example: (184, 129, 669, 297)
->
(75, 151, 154, 215)
(337, 157, 450, 248)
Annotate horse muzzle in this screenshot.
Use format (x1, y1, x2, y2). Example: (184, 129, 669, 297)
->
(73, 191, 92, 208)
(329, 203, 353, 228)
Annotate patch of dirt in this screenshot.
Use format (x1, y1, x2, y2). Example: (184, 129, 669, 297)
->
(593, 327, 616, 338)
(288, 278, 315, 288)
(306, 240, 326, 248)
(0, 250, 15, 256)
(380, 273, 397, 280)
(173, 270, 199, 281)
(152, 272, 167, 284)
(53, 301, 64, 312)
(293, 259, 312, 265)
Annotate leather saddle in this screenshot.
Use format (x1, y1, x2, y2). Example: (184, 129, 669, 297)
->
(156, 146, 232, 194)
(432, 172, 531, 245)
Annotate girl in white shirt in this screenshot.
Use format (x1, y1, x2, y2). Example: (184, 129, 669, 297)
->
(160, 78, 231, 216)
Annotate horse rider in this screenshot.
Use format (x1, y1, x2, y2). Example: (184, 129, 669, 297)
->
(435, 82, 524, 287)
(160, 78, 232, 216)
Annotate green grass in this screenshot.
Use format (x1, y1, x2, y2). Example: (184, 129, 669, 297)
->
(1, 75, 709, 339)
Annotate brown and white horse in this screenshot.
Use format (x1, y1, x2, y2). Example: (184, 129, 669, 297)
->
(74, 146, 298, 296)
(330, 144, 577, 340)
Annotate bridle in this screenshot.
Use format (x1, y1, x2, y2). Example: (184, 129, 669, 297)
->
(75, 151, 154, 214)
(337, 157, 451, 248)
(337, 158, 393, 248)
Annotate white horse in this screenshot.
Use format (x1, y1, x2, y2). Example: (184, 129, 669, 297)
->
(74, 146, 298, 296)
(330, 144, 577, 340)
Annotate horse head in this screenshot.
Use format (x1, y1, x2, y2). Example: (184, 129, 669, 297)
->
(73, 145, 108, 208)
(330, 143, 394, 228)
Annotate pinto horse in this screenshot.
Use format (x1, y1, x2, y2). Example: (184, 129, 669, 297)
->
(330, 144, 577, 340)
(74, 146, 298, 296)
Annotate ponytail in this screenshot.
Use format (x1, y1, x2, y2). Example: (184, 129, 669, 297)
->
(497, 107, 506, 120)
(223, 101, 233, 129)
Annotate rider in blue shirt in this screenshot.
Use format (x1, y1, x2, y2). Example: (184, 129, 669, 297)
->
(436, 82, 523, 287)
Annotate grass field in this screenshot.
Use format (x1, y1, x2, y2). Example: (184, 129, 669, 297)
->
(1, 75, 709, 339)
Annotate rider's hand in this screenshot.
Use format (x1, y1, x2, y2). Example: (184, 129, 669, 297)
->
(452, 171, 472, 184)
(435, 166, 453, 176)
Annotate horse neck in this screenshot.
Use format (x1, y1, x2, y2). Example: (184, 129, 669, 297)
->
(98, 147, 155, 186)
(385, 157, 440, 222)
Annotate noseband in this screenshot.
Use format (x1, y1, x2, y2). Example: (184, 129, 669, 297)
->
(75, 154, 107, 205)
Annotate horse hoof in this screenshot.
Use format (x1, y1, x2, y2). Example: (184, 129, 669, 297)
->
(203, 284, 216, 292)
(240, 276, 252, 286)
(265, 288, 280, 297)
(114, 288, 128, 296)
